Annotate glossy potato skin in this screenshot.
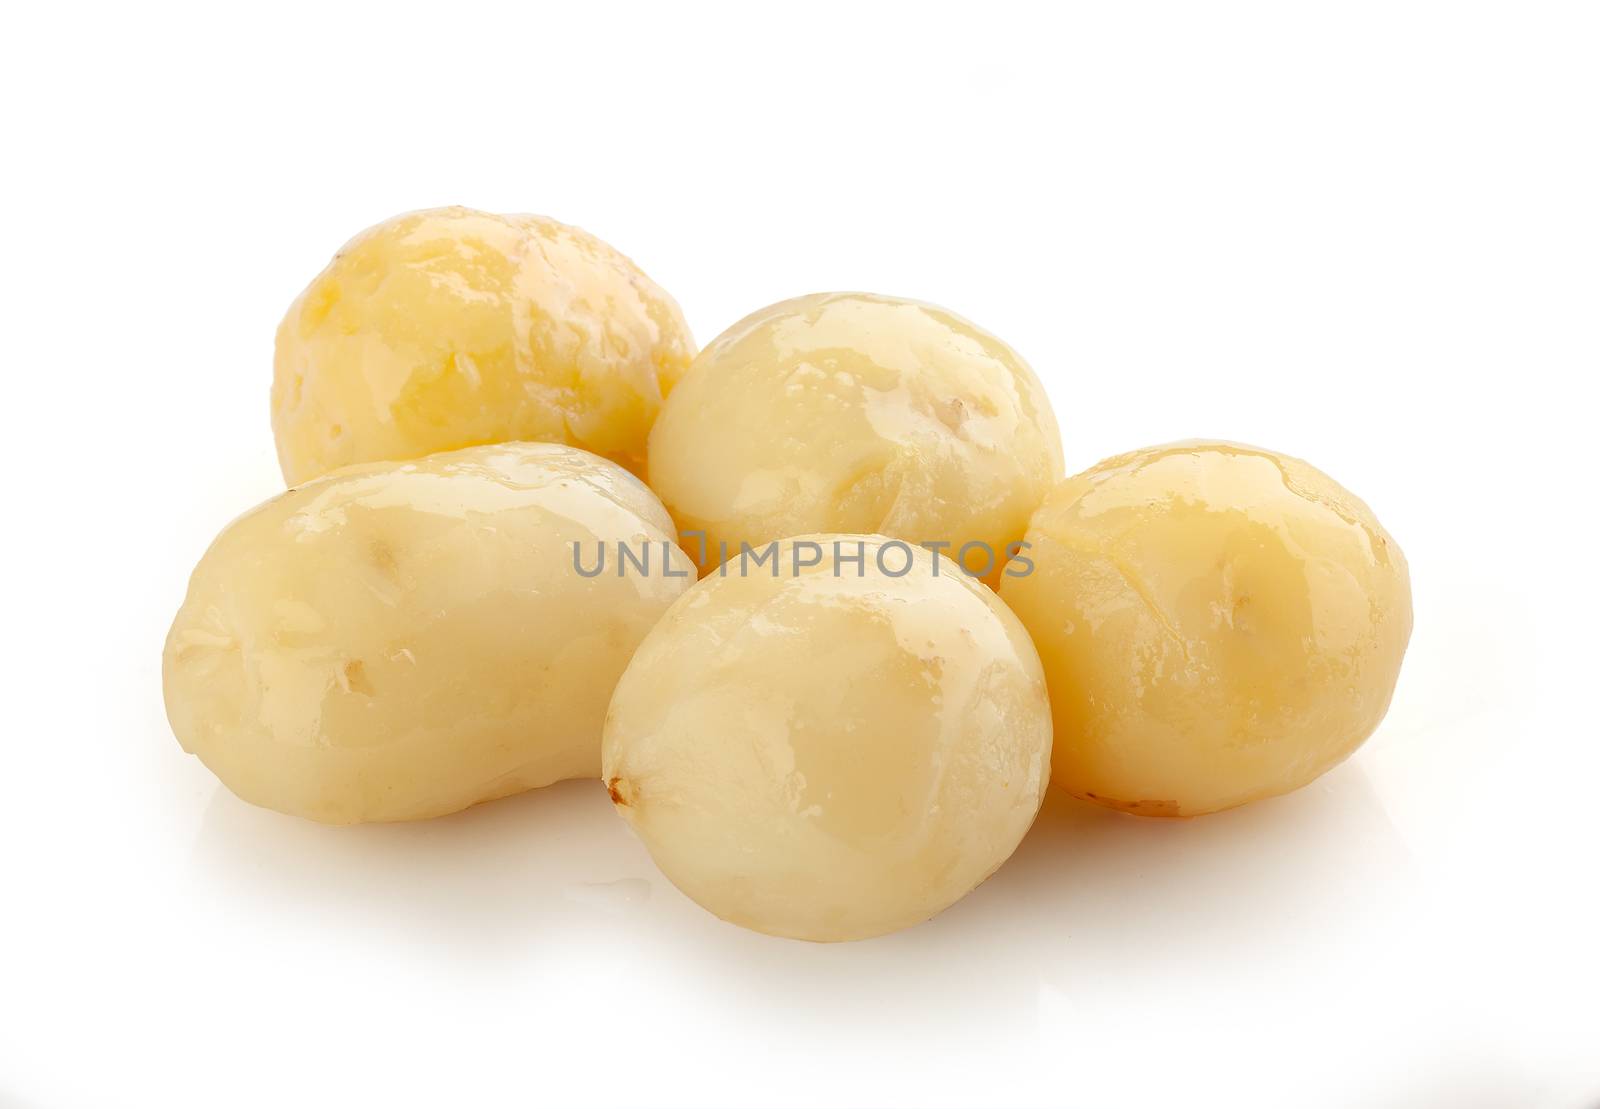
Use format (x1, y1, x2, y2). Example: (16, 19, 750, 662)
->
(273, 207, 694, 485)
(646, 293, 1064, 579)
(1000, 441, 1412, 817)
(603, 536, 1052, 941)
(163, 443, 692, 824)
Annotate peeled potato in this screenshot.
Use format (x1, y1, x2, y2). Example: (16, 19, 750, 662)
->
(646, 293, 1063, 579)
(603, 536, 1053, 941)
(1000, 441, 1412, 817)
(163, 443, 692, 824)
(272, 207, 694, 486)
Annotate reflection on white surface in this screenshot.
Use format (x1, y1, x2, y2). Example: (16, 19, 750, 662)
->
(192, 758, 1406, 951)
(564, 877, 652, 913)
(181, 756, 1554, 1108)
(193, 777, 661, 952)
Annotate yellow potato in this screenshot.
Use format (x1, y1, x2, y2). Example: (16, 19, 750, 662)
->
(163, 443, 692, 824)
(1000, 441, 1412, 817)
(272, 207, 694, 485)
(603, 536, 1053, 941)
(646, 293, 1063, 580)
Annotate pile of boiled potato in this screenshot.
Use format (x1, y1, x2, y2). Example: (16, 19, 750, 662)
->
(163, 207, 1412, 942)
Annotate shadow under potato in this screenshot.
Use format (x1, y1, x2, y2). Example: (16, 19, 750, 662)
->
(191, 754, 1412, 1047)
(645, 759, 1411, 1037)
(191, 778, 658, 954)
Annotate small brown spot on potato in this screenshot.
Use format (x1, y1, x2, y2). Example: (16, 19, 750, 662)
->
(1078, 791, 1184, 818)
(935, 396, 968, 434)
(606, 777, 633, 807)
(370, 538, 400, 580)
(340, 659, 373, 695)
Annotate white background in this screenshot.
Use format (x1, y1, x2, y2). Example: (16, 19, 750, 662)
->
(3, 3, 1597, 1106)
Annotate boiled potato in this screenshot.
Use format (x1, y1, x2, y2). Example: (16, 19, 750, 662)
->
(999, 441, 1412, 817)
(163, 443, 692, 824)
(646, 293, 1063, 580)
(273, 207, 694, 486)
(603, 536, 1053, 941)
